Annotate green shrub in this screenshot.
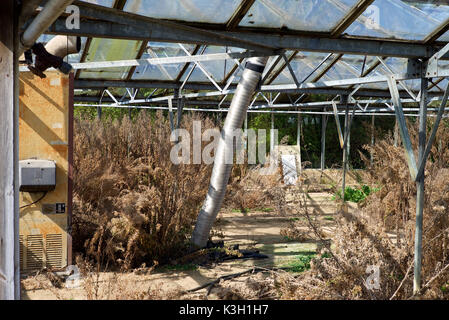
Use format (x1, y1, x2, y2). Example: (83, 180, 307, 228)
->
(332, 185, 379, 203)
(284, 253, 315, 273)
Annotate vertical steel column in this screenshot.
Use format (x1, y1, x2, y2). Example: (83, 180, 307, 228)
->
(297, 112, 302, 174)
(321, 111, 327, 171)
(413, 78, 428, 294)
(176, 95, 184, 130)
(346, 119, 351, 171)
(169, 89, 179, 132)
(370, 115, 375, 166)
(341, 96, 349, 201)
(13, 10, 20, 300)
(97, 106, 102, 119)
(416, 83, 449, 180)
(0, 0, 19, 300)
(270, 112, 275, 154)
(394, 119, 399, 147)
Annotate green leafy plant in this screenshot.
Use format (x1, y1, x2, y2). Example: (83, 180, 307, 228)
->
(284, 253, 315, 273)
(332, 185, 379, 203)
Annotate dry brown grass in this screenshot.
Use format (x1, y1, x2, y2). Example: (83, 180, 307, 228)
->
(69, 112, 449, 300)
(74, 256, 183, 300)
(72, 112, 214, 269)
(255, 119, 449, 300)
(224, 164, 286, 214)
(72, 112, 284, 271)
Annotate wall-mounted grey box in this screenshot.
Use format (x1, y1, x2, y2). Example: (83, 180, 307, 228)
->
(19, 159, 56, 192)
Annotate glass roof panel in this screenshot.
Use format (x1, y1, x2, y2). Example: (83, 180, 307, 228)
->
(322, 55, 389, 90)
(179, 46, 242, 83)
(429, 78, 448, 93)
(402, 79, 421, 92)
(80, 0, 115, 7)
(376, 57, 421, 91)
(345, 0, 449, 41)
(269, 69, 293, 85)
(264, 51, 295, 85)
(180, 64, 210, 82)
(229, 60, 246, 84)
(367, 57, 406, 90)
(439, 31, 449, 42)
(124, 0, 243, 23)
(78, 39, 142, 80)
(132, 42, 196, 81)
(36, 35, 87, 64)
(324, 57, 361, 81)
(290, 52, 337, 83)
(239, 0, 359, 32)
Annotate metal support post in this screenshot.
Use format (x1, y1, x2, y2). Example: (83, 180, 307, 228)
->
(0, 0, 19, 299)
(297, 112, 302, 174)
(342, 100, 349, 201)
(321, 111, 327, 171)
(413, 78, 428, 294)
(270, 112, 275, 155)
(370, 115, 375, 166)
(387, 76, 418, 180)
(394, 119, 399, 147)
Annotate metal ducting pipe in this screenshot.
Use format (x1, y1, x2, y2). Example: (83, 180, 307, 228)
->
(19, 0, 75, 55)
(45, 35, 81, 57)
(191, 56, 268, 248)
(25, 35, 81, 77)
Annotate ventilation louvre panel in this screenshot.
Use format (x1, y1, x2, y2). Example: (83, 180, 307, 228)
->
(45, 234, 63, 269)
(26, 234, 44, 271)
(19, 235, 24, 271)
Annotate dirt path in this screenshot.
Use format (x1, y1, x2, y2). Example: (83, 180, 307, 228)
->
(21, 188, 359, 300)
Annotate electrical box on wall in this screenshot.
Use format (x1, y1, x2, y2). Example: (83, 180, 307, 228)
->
(19, 159, 56, 192)
(19, 71, 73, 273)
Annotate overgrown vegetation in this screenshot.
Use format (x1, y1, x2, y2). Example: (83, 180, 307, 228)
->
(72, 112, 213, 269)
(72, 111, 285, 270)
(224, 164, 285, 214)
(247, 112, 395, 169)
(269, 119, 449, 299)
(67, 109, 449, 300)
(283, 253, 316, 273)
(332, 185, 379, 203)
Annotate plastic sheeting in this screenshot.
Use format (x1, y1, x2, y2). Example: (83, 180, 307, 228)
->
(132, 42, 196, 80)
(345, 0, 449, 40)
(239, 0, 359, 32)
(78, 39, 142, 79)
(72, 0, 449, 89)
(124, 0, 243, 23)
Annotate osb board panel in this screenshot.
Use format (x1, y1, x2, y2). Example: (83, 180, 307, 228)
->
(18, 71, 69, 268)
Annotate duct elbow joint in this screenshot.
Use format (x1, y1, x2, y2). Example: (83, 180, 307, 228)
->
(25, 36, 81, 78)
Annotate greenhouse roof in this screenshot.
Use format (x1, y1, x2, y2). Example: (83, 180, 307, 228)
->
(27, 0, 449, 111)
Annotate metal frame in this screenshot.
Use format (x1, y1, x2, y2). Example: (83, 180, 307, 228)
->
(9, 0, 449, 300)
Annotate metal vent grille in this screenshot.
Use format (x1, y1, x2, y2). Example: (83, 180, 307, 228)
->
(19, 235, 24, 271)
(26, 234, 44, 271)
(45, 234, 63, 269)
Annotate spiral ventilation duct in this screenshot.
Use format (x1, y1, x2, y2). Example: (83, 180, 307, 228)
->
(191, 56, 268, 248)
(45, 35, 81, 58)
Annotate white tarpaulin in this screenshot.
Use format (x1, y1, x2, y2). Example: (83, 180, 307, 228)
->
(281, 154, 298, 185)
